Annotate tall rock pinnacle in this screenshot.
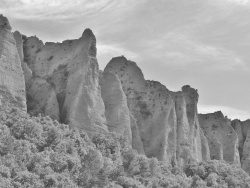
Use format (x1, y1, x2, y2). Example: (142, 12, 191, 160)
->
(23, 27, 107, 134)
(0, 15, 26, 110)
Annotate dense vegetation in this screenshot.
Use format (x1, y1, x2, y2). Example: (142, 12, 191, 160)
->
(0, 104, 250, 187)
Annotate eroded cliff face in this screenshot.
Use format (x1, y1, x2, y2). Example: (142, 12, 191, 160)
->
(0, 15, 26, 110)
(231, 119, 244, 160)
(99, 71, 132, 142)
(231, 119, 250, 174)
(104, 56, 210, 168)
(2, 15, 250, 174)
(22, 29, 108, 134)
(104, 56, 177, 164)
(99, 70, 145, 153)
(198, 112, 240, 164)
(171, 87, 209, 168)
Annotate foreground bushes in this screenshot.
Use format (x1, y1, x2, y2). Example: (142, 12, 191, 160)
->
(186, 160, 250, 188)
(0, 105, 249, 187)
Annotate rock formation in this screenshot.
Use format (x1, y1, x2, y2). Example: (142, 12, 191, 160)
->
(22, 28, 108, 134)
(104, 56, 177, 164)
(104, 56, 210, 168)
(99, 71, 132, 141)
(99, 70, 144, 153)
(231, 119, 250, 174)
(198, 112, 240, 164)
(171, 87, 210, 167)
(13, 31, 32, 86)
(231, 119, 244, 159)
(1, 14, 250, 174)
(198, 113, 250, 174)
(0, 15, 26, 110)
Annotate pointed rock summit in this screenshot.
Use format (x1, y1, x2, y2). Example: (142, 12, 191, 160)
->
(0, 14, 12, 31)
(23, 27, 107, 134)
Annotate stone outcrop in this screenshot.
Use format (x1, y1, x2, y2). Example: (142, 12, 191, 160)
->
(104, 56, 177, 164)
(23, 28, 108, 134)
(231, 119, 244, 159)
(104, 56, 210, 168)
(231, 119, 250, 174)
(0, 15, 26, 110)
(199, 112, 240, 164)
(13, 31, 32, 86)
(171, 86, 209, 167)
(2, 14, 250, 174)
(130, 113, 145, 154)
(242, 128, 250, 174)
(200, 129, 210, 161)
(198, 113, 250, 173)
(13, 31, 24, 61)
(99, 70, 144, 152)
(99, 71, 132, 142)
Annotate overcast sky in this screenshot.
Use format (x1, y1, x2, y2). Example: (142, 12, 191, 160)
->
(1, 0, 249, 120)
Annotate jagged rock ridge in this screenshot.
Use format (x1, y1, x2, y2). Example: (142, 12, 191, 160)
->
(22, 28, 108, 135)
(1, 15, 250, 173)
(104, 56, 210, 168)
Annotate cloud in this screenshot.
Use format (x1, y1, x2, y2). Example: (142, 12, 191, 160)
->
(0, 0, 135, 21)
(226, 0, 249, 5)
(198, 104, 250, 121)
(142, 32, 248, 71)
(0, 0, 145, 22)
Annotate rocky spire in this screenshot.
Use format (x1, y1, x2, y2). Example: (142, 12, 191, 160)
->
(0, 15, 26, 110)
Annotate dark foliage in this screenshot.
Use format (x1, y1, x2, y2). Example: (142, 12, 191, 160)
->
(0, 104, 249, 187)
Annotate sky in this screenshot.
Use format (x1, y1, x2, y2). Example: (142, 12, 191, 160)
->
(0, 0, 249, 120)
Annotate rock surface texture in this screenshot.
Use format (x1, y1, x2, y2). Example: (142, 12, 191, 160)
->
(231, 120, 250, 174)
(13, 31, 33, 87)
(0, 15, 26, 110)
(171, 87, 210, 168)
(198, 113, 250, 174)
(99, 70, 144, 153)
(104, 56, 210, 168)
(199, 112, 240, 164)
(99, 71, 132, 142)
(105, 56, 177, 164)
(23, 29, 108, 134)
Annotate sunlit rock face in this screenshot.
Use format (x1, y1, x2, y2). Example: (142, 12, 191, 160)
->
(104, 56, 177, 164)
(3, 14, 249, 174)
(99, 70, 144, 153)
(104, 56, 209, 168)
(231, 119, 244, 160)
(23, 28, 108, 134)
(231, 119, 250, 174)
(13, 32, 34, 87)
(199, 112, 240, 164)
(0, 15, 26, 110)
(99, 71, 132, 143)
(171, 86, 209, 168)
